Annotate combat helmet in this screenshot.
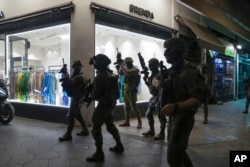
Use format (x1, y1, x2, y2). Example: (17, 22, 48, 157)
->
(72, 60, 83, 68)
(164, 38, 187, 56)
(124, 57, 133, 63)
(148, 58, 159, 67)
(93, 54, 111, 67)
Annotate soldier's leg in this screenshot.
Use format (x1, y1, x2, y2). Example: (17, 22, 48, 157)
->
(167, 115, 194, 167)
(119, 93, 131, 126)
(154, 110, 166, 140)
(130, 92, 142, 129)
(203, 99, 208, 124)
(142, 104, 155, 136)
(86, 106, 105, 162)
(75, 109, 89, 136)
(58, 98, 77, 141)
(105, 110, 124, 153)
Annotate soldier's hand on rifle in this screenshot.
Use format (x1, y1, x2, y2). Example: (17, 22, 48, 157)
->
(161, 103, 175, 116)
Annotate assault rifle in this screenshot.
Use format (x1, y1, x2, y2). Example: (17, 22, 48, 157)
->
(59, 58, 69, 82)
(158, 61, 169, 109)
(137, 52, 149, 84)
(114, 48, 123, 66)
(79, 82, 94, 108)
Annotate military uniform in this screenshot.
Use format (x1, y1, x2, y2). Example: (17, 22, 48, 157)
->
(119, 57, 142, 128)
(162, 38, 203, 167)
(198, 63, 212, 123)
(59, 60, 89, 142)
(243, 78, 250, 114)
(142, 58, 167, 140)
(86, 54, 124, 162)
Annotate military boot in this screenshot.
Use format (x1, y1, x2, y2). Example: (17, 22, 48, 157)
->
(58, 131, 72, 142)
(77, 127, 89, 136)
(109, 138, 124, 153)
(86, 151, 105, 162)
(142, 125, 155, 136)
(154, 129, 165, 140)
(119, 118, 130, 127)
(86, 144, 105, 162)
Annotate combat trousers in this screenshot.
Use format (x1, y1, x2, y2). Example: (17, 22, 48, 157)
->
(67, 96, 87, 132)
(167, 111, 195, 167)
(91, 103, 121, 146)
(145, 103, 166, 130)
(245, 96, 250, 112)
(123, 90, 140, 119)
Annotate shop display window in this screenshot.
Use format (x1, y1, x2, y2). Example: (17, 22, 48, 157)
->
(0, 40, 5, 78)
(6, 24, 71, 107)
(95, 24, 170, 103)
(238, 54, 250, 99)
(214, 57, 234, 97)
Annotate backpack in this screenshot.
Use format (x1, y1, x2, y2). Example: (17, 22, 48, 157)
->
(106, 72, 120, 101)
(184, 64, 209, 103)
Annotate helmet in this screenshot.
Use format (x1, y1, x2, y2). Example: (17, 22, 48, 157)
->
(148, 58, 159, 67)
(164, 38, 187, 55)
(124, 57, 133, 63)
(72, 60, 83, 68)
(93, 54, 111, 67)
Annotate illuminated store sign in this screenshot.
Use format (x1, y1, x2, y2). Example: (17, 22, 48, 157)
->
(0, 11, 4, 19)
(224, 48, 235, 58)
(129, 4, 154, 19)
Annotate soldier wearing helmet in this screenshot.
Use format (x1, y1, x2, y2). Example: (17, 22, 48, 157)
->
(161, 38, 204, 167)
(117, 56, 142, 129)
(86, 54, 124, 162)
(197, 63, 212, 123)
(142, 58, 167, 140)
(59, 60, 90, 142)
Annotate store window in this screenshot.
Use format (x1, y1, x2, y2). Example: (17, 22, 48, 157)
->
(6, 23, 70, 106)
(214, 56, 234, 98)
(0, 39, 5, 78)
(95, 24, 170, 103)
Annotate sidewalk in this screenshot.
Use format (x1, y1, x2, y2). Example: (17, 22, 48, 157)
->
(0, 100, 250, 167)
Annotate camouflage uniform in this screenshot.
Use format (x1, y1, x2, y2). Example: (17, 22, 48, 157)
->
(86, 54, 124, 162)
(142, 58, 167, 140)
(198, 64, 212, 123)
(119, 57, 142, 128)
(59, 60, 89, 142)
(243, 78, 250, 114)
(162, 38, 203, 167)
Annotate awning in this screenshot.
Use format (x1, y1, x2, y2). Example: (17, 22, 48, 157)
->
(175, 14, 225, 53)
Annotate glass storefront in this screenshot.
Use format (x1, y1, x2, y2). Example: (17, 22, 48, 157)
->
(238, 53, 250, 99)
(0, 39, 5, 78)
(95, 24, 170, 103)
(211, 51, 234, 100)
(5, 23, 70, 106)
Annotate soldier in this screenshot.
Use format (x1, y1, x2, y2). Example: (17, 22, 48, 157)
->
(197, 63, 212, 123)
(142, 58, 167, 140)
(118, 57, 142, 129)
(58, 60, 89, 142)
(86, 54, 124, 162)
(243, 78, 250, 114)
(160, 38, 203, 167)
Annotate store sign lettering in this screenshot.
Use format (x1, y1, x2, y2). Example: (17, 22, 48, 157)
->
(224, 48, 235, 57)
(129, 4, 154, 19)
(0, 11, 4, 19)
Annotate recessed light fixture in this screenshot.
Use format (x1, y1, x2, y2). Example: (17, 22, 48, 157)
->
(237, 44, 242, 49)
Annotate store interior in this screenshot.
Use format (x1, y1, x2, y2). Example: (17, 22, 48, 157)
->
(95, 24, 169, 103)
(2, 23, 169, 106)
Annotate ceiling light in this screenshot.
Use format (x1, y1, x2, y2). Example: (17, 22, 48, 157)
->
(237, 45, 242, 49)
